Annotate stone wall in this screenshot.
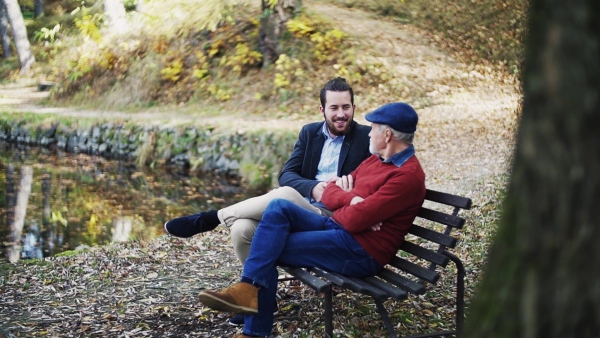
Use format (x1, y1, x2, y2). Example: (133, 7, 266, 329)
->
(0, 118, 296, 187)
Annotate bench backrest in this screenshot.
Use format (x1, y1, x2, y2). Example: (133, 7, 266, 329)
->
(375, 189, 472, 296)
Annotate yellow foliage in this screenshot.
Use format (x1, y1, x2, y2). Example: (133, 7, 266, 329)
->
(207, 84, 232, 101)
(74, 14, 102, 42)
(267, 0, 278, 9)
(274, 54, 305, 95)
(194, 52, 210, 80)
(333, 63, 351, 79)
(100, 51, 116, 70)
(161, 59, 183, 82)
(225, 43, 262, 75)
(286, 18, 315, 38)
(208, 40, 224, 58)
(311, 29, 345, 62)
(274, 73, 289, 88)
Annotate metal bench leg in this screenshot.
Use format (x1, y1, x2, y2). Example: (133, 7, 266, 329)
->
(324, 284, 334, 337)
(443, 251, 465, 337)
(375, 299, 398, 338)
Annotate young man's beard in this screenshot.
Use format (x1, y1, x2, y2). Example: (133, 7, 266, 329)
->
(325, 116, 352, 136)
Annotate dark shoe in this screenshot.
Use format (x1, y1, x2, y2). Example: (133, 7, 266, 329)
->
(228, 301, 279, 326)
(232, 334, 265, 338)
(199, 282, 258, 314)
(164, 210, 220, 238)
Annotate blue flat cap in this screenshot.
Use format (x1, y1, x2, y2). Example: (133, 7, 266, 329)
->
(365, 102, 418, 133)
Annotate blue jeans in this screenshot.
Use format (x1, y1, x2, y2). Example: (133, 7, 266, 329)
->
(241, 199, 382, 337)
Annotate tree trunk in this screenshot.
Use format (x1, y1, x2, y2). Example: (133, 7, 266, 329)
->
(135, 0, 144, 13)
(259, 0, 301, 67)
(41, 172, 53, 257)
(111, 217, 132, 242)
(34, 0, 43, 18)
(7, 166, 33, 263)
(2, 0, 34, 72)
(464, 0, 600, 337)
(4, 164, 16, 239)
(0, 0, 12, 58)
(104, 0, 128, 33)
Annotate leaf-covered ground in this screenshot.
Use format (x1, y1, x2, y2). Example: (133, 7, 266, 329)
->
(1, 2, 519, 337)
(0, 176, 505, 338)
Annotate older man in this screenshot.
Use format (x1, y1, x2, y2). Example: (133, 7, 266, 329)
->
(197, 102, 426, 338)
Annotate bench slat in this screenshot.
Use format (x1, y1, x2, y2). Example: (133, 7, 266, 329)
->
(417, 208, 465, 229)
(388, 257, 440, 284)
(400, 241, 450, 267)
(344, 275, 394, 301)
(377, 268, 426, 294)
(362, 276, 408, 300)
(311, 267, 389, 300)
(425, 189, 472, 209)
(409, 224, 458, 248)
(281, 267, 330, 293)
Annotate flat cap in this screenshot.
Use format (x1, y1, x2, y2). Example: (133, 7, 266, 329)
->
(365, 102, 418, 133)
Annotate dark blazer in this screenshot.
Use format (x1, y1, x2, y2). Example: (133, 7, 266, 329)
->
(278, 120, 371, 198)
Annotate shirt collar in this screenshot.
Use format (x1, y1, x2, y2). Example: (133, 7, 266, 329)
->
(381, 144, 415, 167)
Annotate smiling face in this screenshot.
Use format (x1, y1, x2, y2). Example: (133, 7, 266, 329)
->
(320, 90, 355, 136)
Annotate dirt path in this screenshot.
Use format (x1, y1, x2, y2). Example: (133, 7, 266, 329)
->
(313, 2, 519, 194)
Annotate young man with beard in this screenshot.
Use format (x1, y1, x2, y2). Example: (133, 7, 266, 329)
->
(197, 102, 427, 338)
(164, 77, 371, 325)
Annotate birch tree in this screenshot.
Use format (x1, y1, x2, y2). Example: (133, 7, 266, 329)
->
(1, 0, 34, 72)
(0, 0, 12, 58)
(104, 0, 128, 33)
(7, 166, 33, 263)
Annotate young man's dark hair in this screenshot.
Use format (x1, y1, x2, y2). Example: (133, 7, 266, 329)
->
(319, 77, 354, 107)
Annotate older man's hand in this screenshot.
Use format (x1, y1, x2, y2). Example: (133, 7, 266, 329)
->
(336, 174, 354, 192)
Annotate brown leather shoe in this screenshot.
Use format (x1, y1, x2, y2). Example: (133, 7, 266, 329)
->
(199, 282, 258, 314)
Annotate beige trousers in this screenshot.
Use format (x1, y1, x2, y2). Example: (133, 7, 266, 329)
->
(217, 186, 328, 264)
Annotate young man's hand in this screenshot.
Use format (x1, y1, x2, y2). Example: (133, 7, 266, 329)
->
(311, 182, 328, 202)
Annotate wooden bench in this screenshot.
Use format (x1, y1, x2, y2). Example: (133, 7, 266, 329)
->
(280, 189, 472, 338)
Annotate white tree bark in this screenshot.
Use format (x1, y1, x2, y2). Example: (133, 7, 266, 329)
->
(7, 166, 33, 263)
(111, 217, 132, 242)
(104, 0, 128, 33)
(2, 0, 34, 72)
(0, 0, 12, 58)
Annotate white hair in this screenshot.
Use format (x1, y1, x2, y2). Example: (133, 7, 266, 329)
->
(378, 124, 414, 144)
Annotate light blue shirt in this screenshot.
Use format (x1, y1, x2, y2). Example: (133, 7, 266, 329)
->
(315, 122, 345, 182)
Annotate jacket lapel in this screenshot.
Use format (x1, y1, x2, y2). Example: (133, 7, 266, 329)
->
(337, 121, 355, 175)
(310, 124, 325, 178)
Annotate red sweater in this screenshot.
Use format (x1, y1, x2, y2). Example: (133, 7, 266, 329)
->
(322, 154, 426, 266)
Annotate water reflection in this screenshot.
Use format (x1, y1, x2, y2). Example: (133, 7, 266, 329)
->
(0, 141, 262, 262)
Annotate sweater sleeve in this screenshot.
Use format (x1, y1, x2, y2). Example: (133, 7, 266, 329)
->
(321, 161, 363, 210)
(331, 170, 424, 233)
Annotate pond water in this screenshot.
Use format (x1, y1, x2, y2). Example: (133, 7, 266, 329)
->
(0, 141, 263, 262)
